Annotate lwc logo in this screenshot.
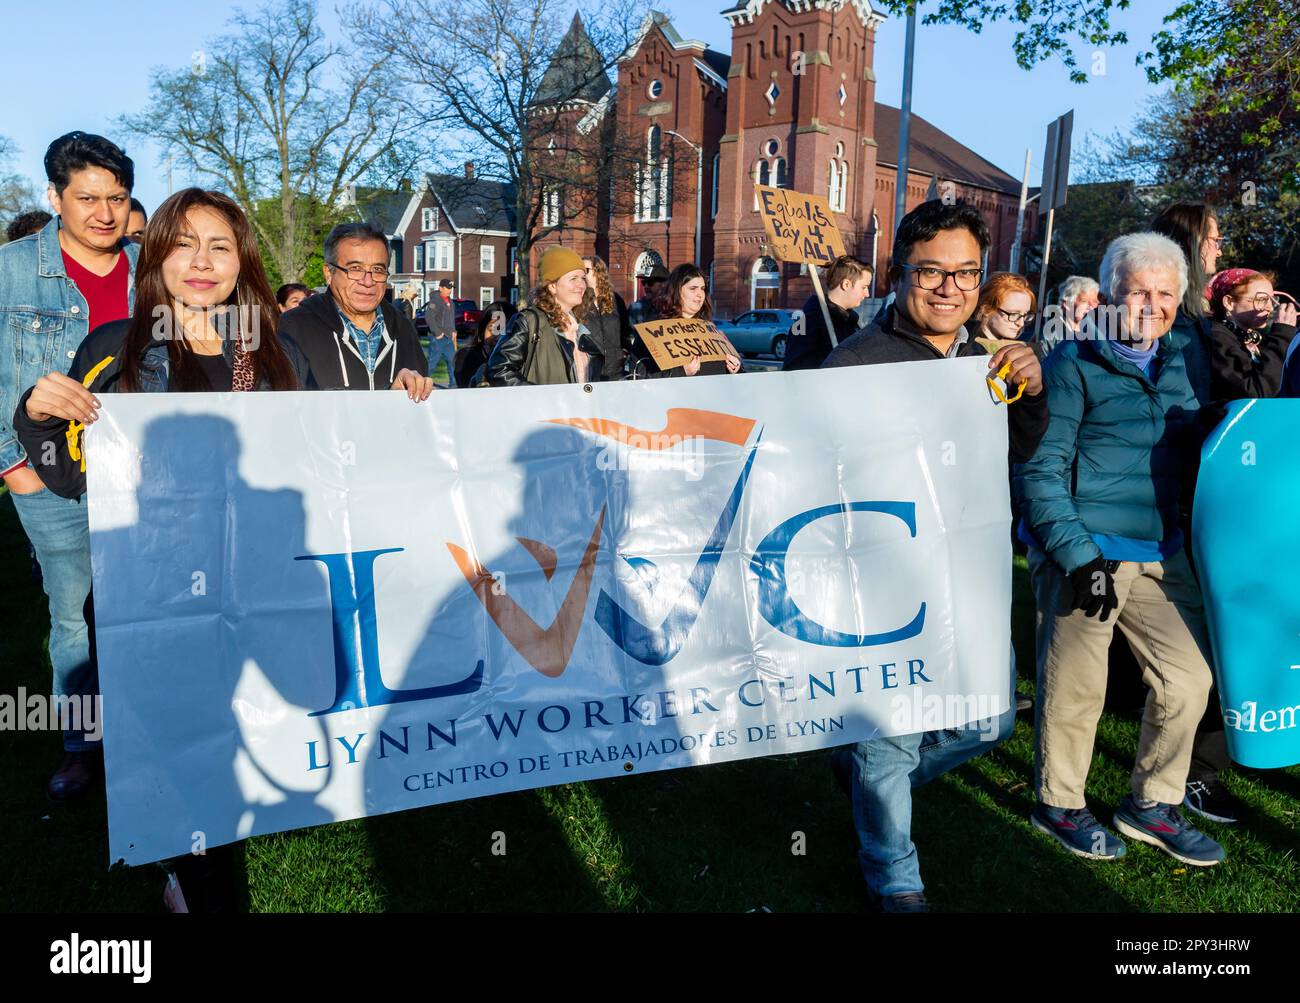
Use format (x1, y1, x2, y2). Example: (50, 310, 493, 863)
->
(300, 408, 927, 717)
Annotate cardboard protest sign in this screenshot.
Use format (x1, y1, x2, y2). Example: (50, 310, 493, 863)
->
(755, 185, 846, 265)
(633, 318, 739, 371)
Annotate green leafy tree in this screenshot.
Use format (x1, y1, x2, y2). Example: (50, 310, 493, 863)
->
(877, 1, 1134, 82)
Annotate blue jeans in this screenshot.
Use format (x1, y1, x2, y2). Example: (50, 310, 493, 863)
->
(427, 336, 456, 384)
(845, 659, 1017, 896)
(9, 486, 96, 751)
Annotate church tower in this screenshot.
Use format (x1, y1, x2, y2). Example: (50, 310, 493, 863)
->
(713, 0, 884, 313)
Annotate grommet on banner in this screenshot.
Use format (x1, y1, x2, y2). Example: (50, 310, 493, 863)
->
(583, 383, 593, 394)
(623, 761, 635, 772)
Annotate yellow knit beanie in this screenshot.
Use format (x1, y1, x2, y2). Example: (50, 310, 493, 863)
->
(539, 246, 585, 285)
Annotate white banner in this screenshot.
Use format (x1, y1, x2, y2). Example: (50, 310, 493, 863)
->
(86, 359, 1012, 865)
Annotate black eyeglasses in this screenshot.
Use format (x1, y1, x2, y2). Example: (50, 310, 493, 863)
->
(899, 264, 984, 291)
(331, 263, 390, 282)
(996, 307, 1033, 325)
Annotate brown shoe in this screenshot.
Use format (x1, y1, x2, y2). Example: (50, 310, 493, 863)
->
(46, 750, 102, 803)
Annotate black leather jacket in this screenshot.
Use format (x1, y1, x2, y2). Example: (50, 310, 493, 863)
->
(486, 306, 607, 386)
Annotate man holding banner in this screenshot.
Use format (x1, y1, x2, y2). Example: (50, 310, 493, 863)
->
(822, 200, 1047, 912)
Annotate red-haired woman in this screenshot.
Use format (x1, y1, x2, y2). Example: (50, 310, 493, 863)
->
(1207, 268, 1297, 399)
(627, 263, 742, 378)
(972, 272, 1037, 345)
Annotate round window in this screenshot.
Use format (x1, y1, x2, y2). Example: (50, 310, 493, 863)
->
(648, 79, 663, 99)
(764, 138, 779, 157)
(835, 141, 845, 158)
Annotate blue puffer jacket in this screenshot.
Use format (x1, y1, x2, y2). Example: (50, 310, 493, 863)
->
(1014, 328, 1206, 574)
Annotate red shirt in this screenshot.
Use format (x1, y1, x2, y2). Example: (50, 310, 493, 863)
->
(62, 249, 130, 332)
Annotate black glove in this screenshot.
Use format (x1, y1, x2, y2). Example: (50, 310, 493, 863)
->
(1069, 557, 1119, 622)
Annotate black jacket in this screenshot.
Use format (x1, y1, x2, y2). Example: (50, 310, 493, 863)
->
(583, 293, 632, 380)
(823, 305, 1049, 465)
(426, 294, 456, 338)
(1208, 318, 1295, 400)
(486, 306, 606, 386)
(278, 292, 427, 390)
(783, 295, 861, 371)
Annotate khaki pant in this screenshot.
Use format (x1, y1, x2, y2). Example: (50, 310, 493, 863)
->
(1027, 548, 1213, 809)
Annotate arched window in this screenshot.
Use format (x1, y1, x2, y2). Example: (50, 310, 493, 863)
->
(637, 126, 672, 222)
(752, 159, 771, 210)
(828, 160, 842, 211)
(773, 157, 788, 188)
(752, 255, 780, 310)
(634, 249, 665, 300)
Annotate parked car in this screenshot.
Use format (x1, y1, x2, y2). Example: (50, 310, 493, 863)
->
(454, 299, 481, 337)
(714, 309, 802, 360)
(414, 298, 482, 338)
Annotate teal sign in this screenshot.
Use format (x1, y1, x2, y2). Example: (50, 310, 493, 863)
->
(1193, 400, 1300, 768)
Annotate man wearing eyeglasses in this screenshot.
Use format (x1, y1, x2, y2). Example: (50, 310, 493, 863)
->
(277, 222, 431, 396)
(821, 199, 1048, 913)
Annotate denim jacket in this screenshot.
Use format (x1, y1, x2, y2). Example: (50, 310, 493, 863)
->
(0, 217, 138, 471)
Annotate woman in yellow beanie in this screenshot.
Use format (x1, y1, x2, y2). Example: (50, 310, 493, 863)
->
(486, 246, 606, 386)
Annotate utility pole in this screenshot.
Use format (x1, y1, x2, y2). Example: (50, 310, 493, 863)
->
(667, 130, 704, 267)
(893, 6, 918, 238)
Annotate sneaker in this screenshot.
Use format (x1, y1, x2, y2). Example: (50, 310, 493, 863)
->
(1183, 777, 1241, 825)
(1031, 802, 1127, 860)
(870, 890, 929, 913)
(1113, 796, 1226, 867)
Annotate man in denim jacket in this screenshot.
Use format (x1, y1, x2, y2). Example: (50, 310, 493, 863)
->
(0, 131, 137, 800)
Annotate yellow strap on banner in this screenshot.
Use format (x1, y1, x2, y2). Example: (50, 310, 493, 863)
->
(65, 355, 115, 472)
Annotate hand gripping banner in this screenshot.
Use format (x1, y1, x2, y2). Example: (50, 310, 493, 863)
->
(85, 358, 1012, 864)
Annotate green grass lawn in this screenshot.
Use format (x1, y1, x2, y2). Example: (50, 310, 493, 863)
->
(2, 488, 1296, 912)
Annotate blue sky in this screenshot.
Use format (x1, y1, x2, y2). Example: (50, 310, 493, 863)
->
(2, 0, 1176, 213)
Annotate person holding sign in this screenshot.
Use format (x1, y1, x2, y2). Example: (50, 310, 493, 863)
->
(627, 264, 742, 378)
(13, 187, 308, 912)
(822, 200, 1047, 913)
(783, 255, 873, 371)
(486, 247, 605, 386)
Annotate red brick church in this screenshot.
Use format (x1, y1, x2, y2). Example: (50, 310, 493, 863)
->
(531, 2, 1038, 317)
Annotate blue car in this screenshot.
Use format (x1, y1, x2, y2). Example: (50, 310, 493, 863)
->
(715, 309, 802, 360)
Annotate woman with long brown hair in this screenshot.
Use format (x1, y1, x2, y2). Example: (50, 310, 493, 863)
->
(627, 263, 741, 378)
(13, 187, 306, 913)
(581, 255, 631, 380)
(19, 187, 301, 461)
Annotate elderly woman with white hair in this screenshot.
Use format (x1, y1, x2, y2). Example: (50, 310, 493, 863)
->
(1014, 230, 1226, 869)
(1043, 275, 1101, 354)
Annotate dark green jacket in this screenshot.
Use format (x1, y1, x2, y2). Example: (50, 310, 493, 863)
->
(1014, 327, 1208, 574)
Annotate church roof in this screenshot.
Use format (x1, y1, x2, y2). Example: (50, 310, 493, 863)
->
(874, 103, 1022, 196)
(533, 14, 612, 107)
